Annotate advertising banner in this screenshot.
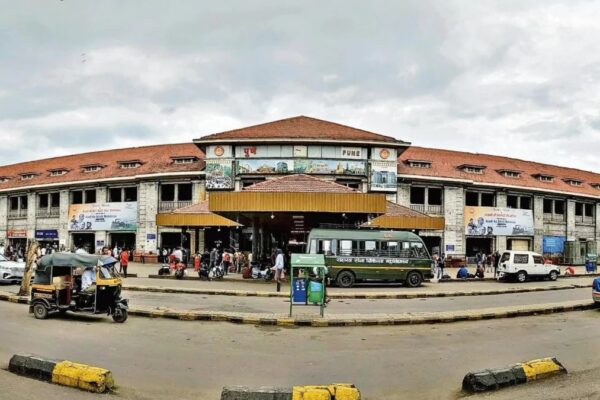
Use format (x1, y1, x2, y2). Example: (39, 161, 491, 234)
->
(205, 160, 234, 190)
(369, 161, 397, 192)
(68, 202, 138, 232)
(293, 159, 366, 175)
(237, 159, 294, 174)
(35, 230, 58, 240)
(7, 229, 27, 238)
(543, 236, 566, 254)
(464, 206, 534, 236)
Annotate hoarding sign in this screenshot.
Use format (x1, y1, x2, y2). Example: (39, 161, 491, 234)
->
(369, 161, 397, 192)
(294, 159, 366, 175)
(543, 236, 566, 254)
(7, 229, 27, 238)
(237, 159, 294, 174)
(205, 160, 234, 190)
(68, 202, 138, 232)
(35, 230, 58, 240)
(464, 206, 534, 236)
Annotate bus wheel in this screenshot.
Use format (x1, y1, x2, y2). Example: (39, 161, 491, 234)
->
(336, 271, 355, 288)
(405, 271, 423, 288)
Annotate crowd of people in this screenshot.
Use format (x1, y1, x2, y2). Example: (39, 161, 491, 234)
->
(432, 250, 503, 280)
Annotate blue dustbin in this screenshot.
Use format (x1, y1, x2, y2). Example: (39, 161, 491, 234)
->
(292, 278, 307, 303)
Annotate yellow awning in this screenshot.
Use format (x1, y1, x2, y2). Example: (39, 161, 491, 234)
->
(156, 201, 241, 228)
(362, 202, 445, 230)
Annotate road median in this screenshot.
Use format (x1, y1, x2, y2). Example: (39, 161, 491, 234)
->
(8, 354, 115, 393)
(221, 383, 360, 400)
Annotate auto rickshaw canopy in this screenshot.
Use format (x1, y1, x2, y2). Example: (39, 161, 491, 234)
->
(36, 253, 117, 272)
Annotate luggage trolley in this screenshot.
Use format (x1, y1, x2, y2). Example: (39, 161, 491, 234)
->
(289, 253, 327, 318)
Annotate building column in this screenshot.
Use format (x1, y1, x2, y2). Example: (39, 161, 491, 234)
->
(443, 186, 465, 255)
(137, 182, 159, 253)
(533, 195, 544, 253)
(58, 190, 70, 251)
(397, 183, 410, 207)
(595, 203, 600, 255)
(0, 195, 7, 245)
(252, 216, 259, 261)
(495, 191, 507, 252)
(566, 199, 576, 240)
(198, 229, 205, 253)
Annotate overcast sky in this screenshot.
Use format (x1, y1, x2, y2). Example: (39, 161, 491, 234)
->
(1, 1, 600, 171)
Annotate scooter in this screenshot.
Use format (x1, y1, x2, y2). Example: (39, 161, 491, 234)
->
(198, 262, 210, 280)
(251, 263, 274, 281)
(158, 263, 171, 276)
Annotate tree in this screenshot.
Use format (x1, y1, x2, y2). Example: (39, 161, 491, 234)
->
(18, 240, 39, 297)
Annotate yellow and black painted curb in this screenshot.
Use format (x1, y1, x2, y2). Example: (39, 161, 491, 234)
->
(221, 383, 360, 400)
(1, 290, 597, 328)
(462, 357, 567, 392)
(9, 354, 114, 393)
(122, 283, 591, 299)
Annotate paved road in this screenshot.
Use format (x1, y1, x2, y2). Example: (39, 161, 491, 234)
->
(1, 300, 599, 400)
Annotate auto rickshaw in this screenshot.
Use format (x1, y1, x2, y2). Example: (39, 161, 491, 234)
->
(29, 253, 129, 323)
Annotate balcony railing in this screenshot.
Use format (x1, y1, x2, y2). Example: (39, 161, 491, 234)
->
(410, 204, 444, 215)
(36, 207, 60, 218)
(8, 209, 28, 219)
(543, 213, 565, 223)
(159, 201, 192, 212)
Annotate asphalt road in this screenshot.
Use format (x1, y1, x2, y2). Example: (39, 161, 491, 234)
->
(122, 287, 592, 315)
(1, 300, 600, 400)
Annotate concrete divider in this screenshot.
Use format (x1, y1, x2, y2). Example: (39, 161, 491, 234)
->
(462, 357, 566, 392)
(9, 354, 114, 393)
(221, 384, 360, 400)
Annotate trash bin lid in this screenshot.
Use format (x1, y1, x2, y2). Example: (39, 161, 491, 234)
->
(291, 253, 325, 268)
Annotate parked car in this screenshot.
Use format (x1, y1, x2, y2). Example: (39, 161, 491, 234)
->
(0, 255, 26, 284)
(593, 278, 600, 304)
(496, 250, 560, 283)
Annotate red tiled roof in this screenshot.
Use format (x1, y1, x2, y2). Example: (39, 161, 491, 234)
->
(399, 146, 600, 197)
(0, 143, 205, 190)
(243, 174, 358, 193)
(171, 200, 210, 214)
(196, 116, 408, 145)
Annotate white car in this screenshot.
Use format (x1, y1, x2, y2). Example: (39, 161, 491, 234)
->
(497, 250, 560, 283)
(0, 255, 26, 284)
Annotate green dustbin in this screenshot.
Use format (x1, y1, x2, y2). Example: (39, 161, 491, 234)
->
(308, 280, 324, 304)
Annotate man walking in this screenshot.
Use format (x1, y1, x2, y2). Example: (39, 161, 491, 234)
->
(120, 248, 129, 277)
(493, 250, 501, 278)
(437, 253, 446, 280)
(273, 248, 285, 292)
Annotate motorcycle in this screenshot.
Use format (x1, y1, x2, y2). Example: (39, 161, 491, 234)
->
(157, 263, 171, 276)
(208, 264, 225, 280)
(174, 262, 187, 280)
(198, 261, 210, 280)
(251, 263, 274, 281)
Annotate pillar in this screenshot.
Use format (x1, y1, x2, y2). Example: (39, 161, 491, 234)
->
(252, 216, 259, 261)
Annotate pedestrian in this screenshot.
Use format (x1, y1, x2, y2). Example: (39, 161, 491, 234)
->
(475, 263, 485, 279)
(273, 248, 285, 292)
(432, 252, 439, 277)
(120, 248, 129, 277)
(193, 253, 201, 272)
(486, 253, 493, 273)
(222, 249, 231, 275)
(437, 253, 446, 280)
(493, 250, 501, 277)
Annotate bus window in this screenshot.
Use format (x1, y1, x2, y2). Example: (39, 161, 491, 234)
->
(340, 240, 352, 256)
(410, 242, 428, 258)
(309, 239, 317, 254)
(399, 242, 412, 257)
(319, 240, 332, 255)
(381, 241, 399, 256)
(365, 241, 377, 256)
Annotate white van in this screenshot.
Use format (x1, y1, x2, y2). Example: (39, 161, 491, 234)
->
(497, 251, 560, 282)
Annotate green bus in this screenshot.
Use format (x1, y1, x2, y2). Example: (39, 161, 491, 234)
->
(306, 229, 433, 288)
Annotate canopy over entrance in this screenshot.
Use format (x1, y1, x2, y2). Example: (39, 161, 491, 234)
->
(362, 201, 445, 230)
(155, 201, 241, 228)
(209, 175, 386, 214)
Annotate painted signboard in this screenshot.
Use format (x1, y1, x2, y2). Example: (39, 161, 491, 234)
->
(35, 230, 58, 240)
(68, 202, 138, 232)
(369, 161, 397, 192)
(371, 147, 397, 161)
(294, 159, 366, 175)
(543, 235, 566, 254)
(464, 206, 534, 236)
(206, 145, 233, 159)
(340, 147, 364, 159)
(237, 159, 294, 175)
(205, 160, 234, 190)
(7, 229, 27, 238)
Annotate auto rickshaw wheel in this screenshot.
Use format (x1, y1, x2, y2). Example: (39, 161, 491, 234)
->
(33, 303, 49, 320)
(112, 309, 128, 323)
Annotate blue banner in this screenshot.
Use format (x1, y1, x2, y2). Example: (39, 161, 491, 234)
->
(543, 236, 566, 254)
(35, 230, 58, 240)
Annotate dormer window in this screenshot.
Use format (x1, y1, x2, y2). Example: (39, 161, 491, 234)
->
(49, 168, 69, 177)
(497, 169, 521, 179)
(0, 176, 11, 183)
(591, 183, 600, 190)
(118, 160, 143, 169)
(459, 164, 486, 174)
(564, 178, 583, 187)
(19, 172, 38, 181)
(171, 156, 199, 165)
(533, 174, 554, 183)
(406, 159, 431, 169)
(82, 164, 105, 173)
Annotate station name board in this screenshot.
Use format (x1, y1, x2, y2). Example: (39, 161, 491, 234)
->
(335, 257, 409, 264)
